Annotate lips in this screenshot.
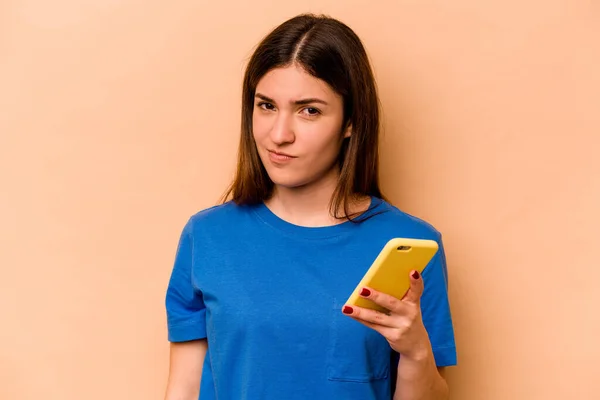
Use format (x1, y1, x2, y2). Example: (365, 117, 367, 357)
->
(268, 150, 295, 158)
(267, 149, 296, 163)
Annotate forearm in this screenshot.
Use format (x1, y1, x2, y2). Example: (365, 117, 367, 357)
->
(393, 345, 449, 400)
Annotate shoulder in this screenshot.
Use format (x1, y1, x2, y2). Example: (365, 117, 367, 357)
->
(186, 201, 248, 226)
(182, 201, 254, 234)
(368, 198, 442, 241)
(188, 200, 238, 222)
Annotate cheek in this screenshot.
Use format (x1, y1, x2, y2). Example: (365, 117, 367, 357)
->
(252, 114, 269, 141)
(302, 124, 344, 155)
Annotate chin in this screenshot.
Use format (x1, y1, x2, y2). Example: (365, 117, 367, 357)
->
(269, 176, 308, 189)
(265, 170, 309, 189)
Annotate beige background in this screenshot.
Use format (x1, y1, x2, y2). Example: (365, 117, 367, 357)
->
(1, 1, 599, 399)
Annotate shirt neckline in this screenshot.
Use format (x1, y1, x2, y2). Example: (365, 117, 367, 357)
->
(252, 196, 383, 240)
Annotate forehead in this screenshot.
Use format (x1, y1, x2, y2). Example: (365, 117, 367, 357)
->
(256, 64, 339, 102)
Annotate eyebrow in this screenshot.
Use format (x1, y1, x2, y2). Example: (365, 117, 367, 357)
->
(255, 92, 329, 106)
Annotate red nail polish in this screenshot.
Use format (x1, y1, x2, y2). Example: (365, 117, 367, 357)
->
(342, 306, 353, 314)
(360, 288, 371, 297)
(412, 271, 420, 279)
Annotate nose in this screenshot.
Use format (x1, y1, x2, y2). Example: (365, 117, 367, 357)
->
(270, 111, 295, 145)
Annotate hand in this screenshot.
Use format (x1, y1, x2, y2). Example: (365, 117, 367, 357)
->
(341, 270, 432, 360)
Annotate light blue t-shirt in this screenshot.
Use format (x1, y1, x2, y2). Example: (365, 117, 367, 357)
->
(165, 197, 456, 400)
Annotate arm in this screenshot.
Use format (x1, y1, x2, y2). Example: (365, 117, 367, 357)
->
(394, 351, 449, 400)
(164, 339, 207, 400)
(165, 218, 208, 399)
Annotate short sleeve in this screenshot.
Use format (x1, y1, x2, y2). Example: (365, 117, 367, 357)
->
(420, 234, 457, 367)
(165, 218, 207, 342)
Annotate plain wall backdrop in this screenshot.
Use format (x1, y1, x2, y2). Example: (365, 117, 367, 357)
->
(1, 1, 599, 399)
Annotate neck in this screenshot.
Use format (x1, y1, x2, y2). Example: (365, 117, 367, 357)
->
(265, 169, 370, 227)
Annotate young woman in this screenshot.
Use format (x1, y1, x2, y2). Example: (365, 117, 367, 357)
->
(164, 13, 456, 400)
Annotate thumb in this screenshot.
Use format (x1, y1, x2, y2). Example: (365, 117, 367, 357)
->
(402, 270, 424, 304)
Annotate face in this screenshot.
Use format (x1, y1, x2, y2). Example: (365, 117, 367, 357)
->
(252, 64, 351, 190)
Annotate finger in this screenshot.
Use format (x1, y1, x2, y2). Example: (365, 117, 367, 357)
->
(341, 304, 397, 328)
(346, 315, 398, 339)
(357, 286, 405, 314)
(401, 270, 424, 304)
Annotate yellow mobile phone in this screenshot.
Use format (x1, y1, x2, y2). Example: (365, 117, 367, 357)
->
(345, 238, 439, 313)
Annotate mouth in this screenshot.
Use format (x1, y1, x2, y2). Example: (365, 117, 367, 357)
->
(268, 149, 295, 158)
(267, 149, 296, 162)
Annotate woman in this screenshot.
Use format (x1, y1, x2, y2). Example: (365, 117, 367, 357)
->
(164, 13, 456, 400)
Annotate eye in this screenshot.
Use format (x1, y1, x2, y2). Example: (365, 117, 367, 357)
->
(257, 102, 275, 111)
(302, 107, 321, 116)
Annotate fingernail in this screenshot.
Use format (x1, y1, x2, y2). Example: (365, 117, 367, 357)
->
(342, 306, 353, 314)
(411, 271, 420, 280)
(360, 288, 371, 297)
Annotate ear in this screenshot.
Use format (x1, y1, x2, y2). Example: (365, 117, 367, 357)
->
(343, 123, 352, 139)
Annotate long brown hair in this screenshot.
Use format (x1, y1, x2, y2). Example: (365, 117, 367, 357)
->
(222, 13, 385, 220)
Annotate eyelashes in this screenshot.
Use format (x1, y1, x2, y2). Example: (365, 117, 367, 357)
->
(257, 101, 276, 111)
(303, 107, 320, 116)
(256, 102, 322, 117)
